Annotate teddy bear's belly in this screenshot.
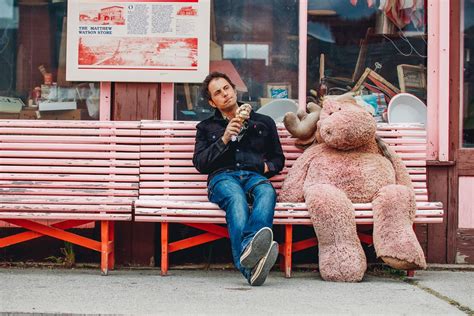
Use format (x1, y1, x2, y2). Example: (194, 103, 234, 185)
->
(306, 152, 396, 203)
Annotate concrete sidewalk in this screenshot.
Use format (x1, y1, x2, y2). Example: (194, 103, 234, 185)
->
(1, 268, 473, 315)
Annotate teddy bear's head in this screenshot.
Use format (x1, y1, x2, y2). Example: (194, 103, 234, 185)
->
(284, 95, 376, 151)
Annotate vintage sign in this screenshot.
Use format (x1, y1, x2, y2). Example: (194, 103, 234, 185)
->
(67, 0, 210, 83)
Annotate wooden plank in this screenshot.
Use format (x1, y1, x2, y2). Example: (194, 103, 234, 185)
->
(0, 188, 139, 197)
(426, 166, 449, 263)
(0, 127, 140, 136)
(0, 204, 131, 212)
(0, 120, 140, 128)
(1, 165, 139, 175)
(0, 143, 140, 152)
(0, 135, 142, 144)
(0, 166, 139, 175)
(456, 229, 474, 264)
(134, 216, 443, 225)
(0, 213, 131, 220)
(135, 208, 443, 218)
(0, 196, 135, 204)
(0, 174, 138, 182)
(0, 181, 138, 190)
(0, 158, 139, 167)
(0, 151, 139, 159)
(134, 199, 443, 210)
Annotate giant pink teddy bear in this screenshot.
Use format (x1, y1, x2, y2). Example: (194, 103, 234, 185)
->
(279, 96, 427, 282)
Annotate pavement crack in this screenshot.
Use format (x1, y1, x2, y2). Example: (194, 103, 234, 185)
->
(404, 279, 474, 315)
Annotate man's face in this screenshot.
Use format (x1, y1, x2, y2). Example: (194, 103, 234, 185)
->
(207, 77, 237, 112)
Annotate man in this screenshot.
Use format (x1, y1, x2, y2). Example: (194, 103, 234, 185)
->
(193, 72, 285, 286)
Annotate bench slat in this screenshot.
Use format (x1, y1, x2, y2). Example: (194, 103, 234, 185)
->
(0, 127, 141, 136)
(135, 209, 443, 220)
(1, 135, 142, 144)
(1, 166, 139, 175)
(135, 199, 443, 209)
(135, 216, 443, 225)
(0, 151, 139, 159)
(0, 174, 139, 182)
(0, 143, 139, 152)
(0, 188, 138, 197)
(0, 120, 140, 128)
(0, 196, 135, 204)
(0, 158, 139, 167)
(0, 212, 131, 221)
(0, 204, 132, 212)
(0, 181, 138, 189)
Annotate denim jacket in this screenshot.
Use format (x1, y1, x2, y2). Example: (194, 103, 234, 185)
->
(192, 108, 285, 183)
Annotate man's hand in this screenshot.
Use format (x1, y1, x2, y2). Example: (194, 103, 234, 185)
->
(221, 118, 242, 145)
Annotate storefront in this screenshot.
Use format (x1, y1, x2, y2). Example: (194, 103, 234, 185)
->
(0, 0, 472, 265)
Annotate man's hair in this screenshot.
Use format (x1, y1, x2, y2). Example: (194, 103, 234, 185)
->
(201, 72, 236, 101)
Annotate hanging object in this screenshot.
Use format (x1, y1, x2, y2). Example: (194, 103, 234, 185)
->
(349, 0, 374, 7)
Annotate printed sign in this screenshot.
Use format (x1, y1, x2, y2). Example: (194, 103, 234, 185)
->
(67, 0, 210, 83)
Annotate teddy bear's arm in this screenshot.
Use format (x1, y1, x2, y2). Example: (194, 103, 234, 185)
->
(385, 145, 413, 189)
(278, 146, 320, 202)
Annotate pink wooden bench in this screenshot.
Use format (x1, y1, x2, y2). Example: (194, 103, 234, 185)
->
(135, 120, 444, 277)
(0, 120, 141, 274)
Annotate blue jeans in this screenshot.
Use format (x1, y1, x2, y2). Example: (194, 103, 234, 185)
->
(208, 170, 276, 280)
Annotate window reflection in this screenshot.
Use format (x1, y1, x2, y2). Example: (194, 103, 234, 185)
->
(174, 0, 299, 121)
(462, 0, 474, 147)
(0, 0, 100, 120)
(307, 0, 427, 123)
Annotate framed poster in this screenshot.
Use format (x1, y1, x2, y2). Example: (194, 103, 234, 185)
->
(266, 83, 291, 99)
(67, 0, 210, 83)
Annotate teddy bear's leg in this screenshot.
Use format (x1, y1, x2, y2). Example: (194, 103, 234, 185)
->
(304, 184, 367, 282)
(372, 184, 427, 270)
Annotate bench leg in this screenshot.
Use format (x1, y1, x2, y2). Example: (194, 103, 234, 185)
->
(108, 221, 115, 270)
(101, 221, 112, 276)
(284, 224, 293, 278)
(161, 222, 169, 276)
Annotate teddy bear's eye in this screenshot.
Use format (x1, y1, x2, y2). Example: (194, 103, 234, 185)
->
(338, 107, 341, 111)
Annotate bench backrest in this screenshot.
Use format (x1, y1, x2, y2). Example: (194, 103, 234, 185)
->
(139, 120, 429, 202)
(0, 120, 141, 221)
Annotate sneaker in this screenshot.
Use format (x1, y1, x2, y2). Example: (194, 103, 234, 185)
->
(249, 241, 278, 286)
(240, 227, 273, 269)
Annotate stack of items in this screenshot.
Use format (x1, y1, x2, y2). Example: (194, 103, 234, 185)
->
(355, 93, 388, 122)
(0, 97, 24, 119)
(20, 65, 81, 120)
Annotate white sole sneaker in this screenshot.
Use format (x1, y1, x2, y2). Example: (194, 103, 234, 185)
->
(240, 227, 273, 269)
(249, 241, 278, 286)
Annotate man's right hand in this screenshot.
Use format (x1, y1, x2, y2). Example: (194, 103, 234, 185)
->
(222, 118, 242, 144)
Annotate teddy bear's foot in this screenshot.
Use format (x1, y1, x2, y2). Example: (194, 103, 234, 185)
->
(380, 256, 420, 270)
(305, 184, 367, 282)
(318, 243, 367, 282)
(373, 185, 427, 270)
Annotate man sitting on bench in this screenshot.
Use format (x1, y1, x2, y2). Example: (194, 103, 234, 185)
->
(193, 72, 285, 286)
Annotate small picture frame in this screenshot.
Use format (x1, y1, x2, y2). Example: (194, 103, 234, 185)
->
(266, 83, 291, 99)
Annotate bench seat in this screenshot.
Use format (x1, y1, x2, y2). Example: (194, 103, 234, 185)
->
(0, 120, 141, 274)
(135, 120, 444, 277)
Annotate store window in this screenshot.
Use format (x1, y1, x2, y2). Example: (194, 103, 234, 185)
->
(0, 0, 100, 121)
(462, 0, 474, 148)
(307, 0, 427, 124)
(174, 0, 299, 121)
